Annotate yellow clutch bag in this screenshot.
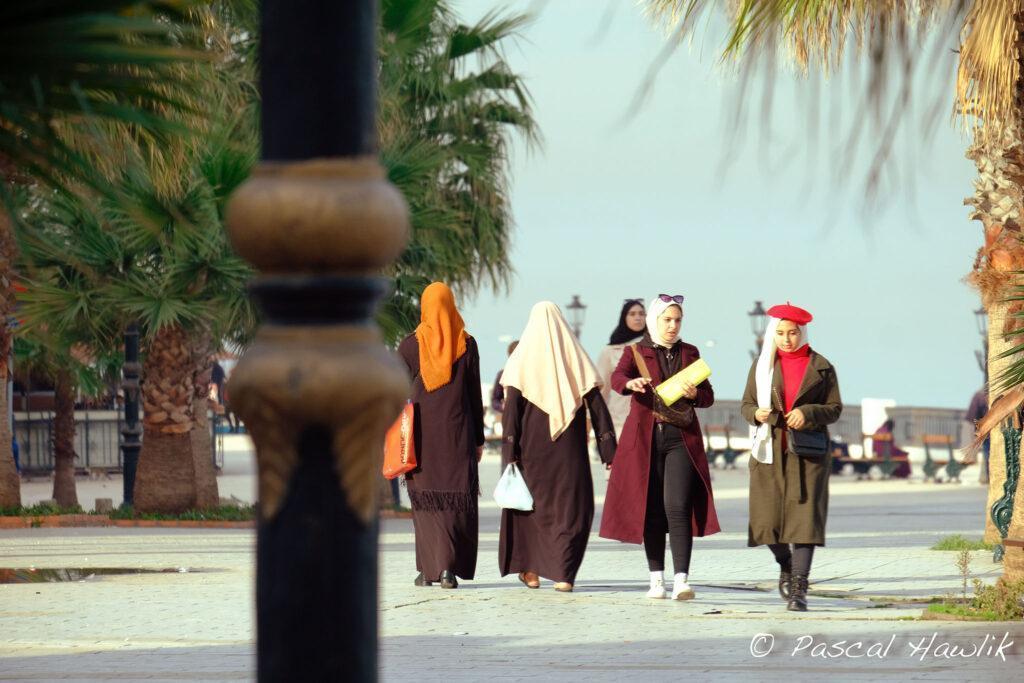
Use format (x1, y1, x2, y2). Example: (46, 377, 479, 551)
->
(656, 358, 712, 406)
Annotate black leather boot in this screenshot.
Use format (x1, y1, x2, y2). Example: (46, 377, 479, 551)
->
(439, 570, 458, 589)
(787, 575, 808, 612)
(414, 572, 432, 587)
(778, 567, 792, 600)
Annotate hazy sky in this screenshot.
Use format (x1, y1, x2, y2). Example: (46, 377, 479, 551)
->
(452, 0, 982, 408)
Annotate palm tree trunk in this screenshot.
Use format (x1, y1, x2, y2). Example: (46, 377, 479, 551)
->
(1001, 8, 1024, 581)
(985, 298, 1013, 544)
(133, 323, 197, 513)
(0, 209, 20, 508)
(967, 43, 1024, 578)
(50, 369, 79, 509)
(190, 335, 219, 509)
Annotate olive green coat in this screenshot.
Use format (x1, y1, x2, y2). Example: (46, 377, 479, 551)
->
(740, 351, 842, 547)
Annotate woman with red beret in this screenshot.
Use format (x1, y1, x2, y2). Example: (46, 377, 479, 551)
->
(741, 303, 842, 612)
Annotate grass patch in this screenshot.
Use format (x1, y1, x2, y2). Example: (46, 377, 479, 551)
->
(108, 504, 256, 521)
(0, 503, 84, 516)
(925, 603, 1000, 621)
(930, 534, 995, 552)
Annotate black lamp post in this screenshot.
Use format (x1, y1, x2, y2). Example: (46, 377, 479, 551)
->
(975, 306, 988, 376)
(120, 323, 141, 506)
(225, 2, 410, 681)
(748, 300, 767, 360)
(566, 294, 587, 338)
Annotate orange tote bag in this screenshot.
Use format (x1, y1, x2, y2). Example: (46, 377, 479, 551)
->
(383, 401, 417, 479)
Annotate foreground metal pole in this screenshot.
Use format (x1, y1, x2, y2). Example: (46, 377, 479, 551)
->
(120, 323, 141, 506)
(226, 1, 409, 680)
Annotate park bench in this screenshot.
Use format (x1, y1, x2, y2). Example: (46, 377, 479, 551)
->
(921, 433, 974, 482)
(704, 423, 742, 469)
(833, 432, 908, 479)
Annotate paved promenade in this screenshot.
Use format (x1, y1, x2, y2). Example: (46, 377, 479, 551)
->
(1, 443, 1020, 681)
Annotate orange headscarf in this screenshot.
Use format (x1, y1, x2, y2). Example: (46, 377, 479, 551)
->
(415, 282, 468, 392)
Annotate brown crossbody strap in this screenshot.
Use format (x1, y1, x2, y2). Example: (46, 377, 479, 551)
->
(630, 344, 652, 382)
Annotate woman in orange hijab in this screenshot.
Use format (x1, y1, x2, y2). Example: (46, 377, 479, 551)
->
(398, 283, 485, 589)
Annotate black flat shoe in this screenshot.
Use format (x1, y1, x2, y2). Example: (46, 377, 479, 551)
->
(787, 576, 808, 612)
(779, 568, 792, 600)
(414, 572, 432, 587)
(439, 570, 458, 589)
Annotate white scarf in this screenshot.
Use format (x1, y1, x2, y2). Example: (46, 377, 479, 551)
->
(645, 296, 682, 347)
(749, 318, 811, 464)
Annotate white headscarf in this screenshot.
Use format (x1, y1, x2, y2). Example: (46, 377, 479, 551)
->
(749, 318, 811, 464)
(646, 296, 683, 347)
(501, 301, 603, 440)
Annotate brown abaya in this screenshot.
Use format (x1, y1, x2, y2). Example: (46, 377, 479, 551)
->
(398, 334, 485, 581)
(498, 386, 616, 584)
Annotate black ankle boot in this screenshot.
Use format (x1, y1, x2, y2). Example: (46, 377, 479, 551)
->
(787, 575, 808, 611)
(414, 572, 432, 587)
(778, 566, 792, 600)
(439, 570, 458, 589)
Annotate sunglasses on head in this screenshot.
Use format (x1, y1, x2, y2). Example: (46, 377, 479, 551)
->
(658, 294, 685, 304)
(622, 298, 644, 305)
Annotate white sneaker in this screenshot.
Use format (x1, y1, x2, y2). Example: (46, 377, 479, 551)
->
(646, 580, 668, 599)
(672, 580, 695, 601)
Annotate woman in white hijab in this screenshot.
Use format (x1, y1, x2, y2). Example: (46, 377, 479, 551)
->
(499, 302, 617, 592)
(741, 303, 842, 613)
(598, 295, 720, 601)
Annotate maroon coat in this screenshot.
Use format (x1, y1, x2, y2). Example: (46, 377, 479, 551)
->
(598, 340, 721, 544)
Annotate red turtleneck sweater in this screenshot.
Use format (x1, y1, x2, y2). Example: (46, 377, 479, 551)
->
(778, 345, 811, 412)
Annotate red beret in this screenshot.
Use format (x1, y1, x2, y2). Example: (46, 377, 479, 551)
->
(767, 303, 813, 325)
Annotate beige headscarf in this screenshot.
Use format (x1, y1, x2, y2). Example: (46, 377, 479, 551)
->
(501, 301, 603, 440)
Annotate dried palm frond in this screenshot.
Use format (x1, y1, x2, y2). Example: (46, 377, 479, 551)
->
(955, 0, 1020, 140)
(963, 384, 1024, 458)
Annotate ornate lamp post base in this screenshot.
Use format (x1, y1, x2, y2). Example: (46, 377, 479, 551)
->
(226, 2, 411, 679)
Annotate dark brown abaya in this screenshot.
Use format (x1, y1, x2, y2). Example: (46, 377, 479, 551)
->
(398, 334, 485, 581)
(498, 387, 616, 584)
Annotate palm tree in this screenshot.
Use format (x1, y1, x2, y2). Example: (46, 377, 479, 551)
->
(15, 147, 255, 512)
(12, 332, 108, 509)
(377, 0, 539, 342)
(646, 0, 1024, 578)
(0, 1, 203, 507)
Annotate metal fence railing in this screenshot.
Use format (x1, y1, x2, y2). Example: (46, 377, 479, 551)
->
(14, 409, 223, 474)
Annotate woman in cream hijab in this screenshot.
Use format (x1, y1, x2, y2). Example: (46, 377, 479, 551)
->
(499, 302, 617, 592)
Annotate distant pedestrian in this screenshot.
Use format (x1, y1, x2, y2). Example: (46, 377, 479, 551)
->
(490, 340, 519, 414)
(596, 298, 646, 438)
(966, 387, 989, 484)
(211, 361, 239, 433)
(742, 303, 842, 612)
(499, 302, 616, 592)
(398, 282, 484, 590)
(869, 419, 910, 479)
(599, 294, 720, 601)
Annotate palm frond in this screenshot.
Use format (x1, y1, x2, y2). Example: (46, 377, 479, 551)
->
(0, 1, 208, 195)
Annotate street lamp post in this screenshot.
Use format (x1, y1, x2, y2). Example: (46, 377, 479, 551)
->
(225, 2, 409, 680)
(120, 323, 141, 507)
(748, 300, 767, 360)
(566, 295, 587, 338)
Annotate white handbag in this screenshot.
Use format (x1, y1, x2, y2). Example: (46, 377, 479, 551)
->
(493, 463, 534, 511)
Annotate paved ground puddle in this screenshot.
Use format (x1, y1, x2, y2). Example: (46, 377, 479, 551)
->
(0, 567, 211, 583)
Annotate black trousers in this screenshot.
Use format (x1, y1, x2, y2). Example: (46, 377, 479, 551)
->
(643, 423, 698, 574)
